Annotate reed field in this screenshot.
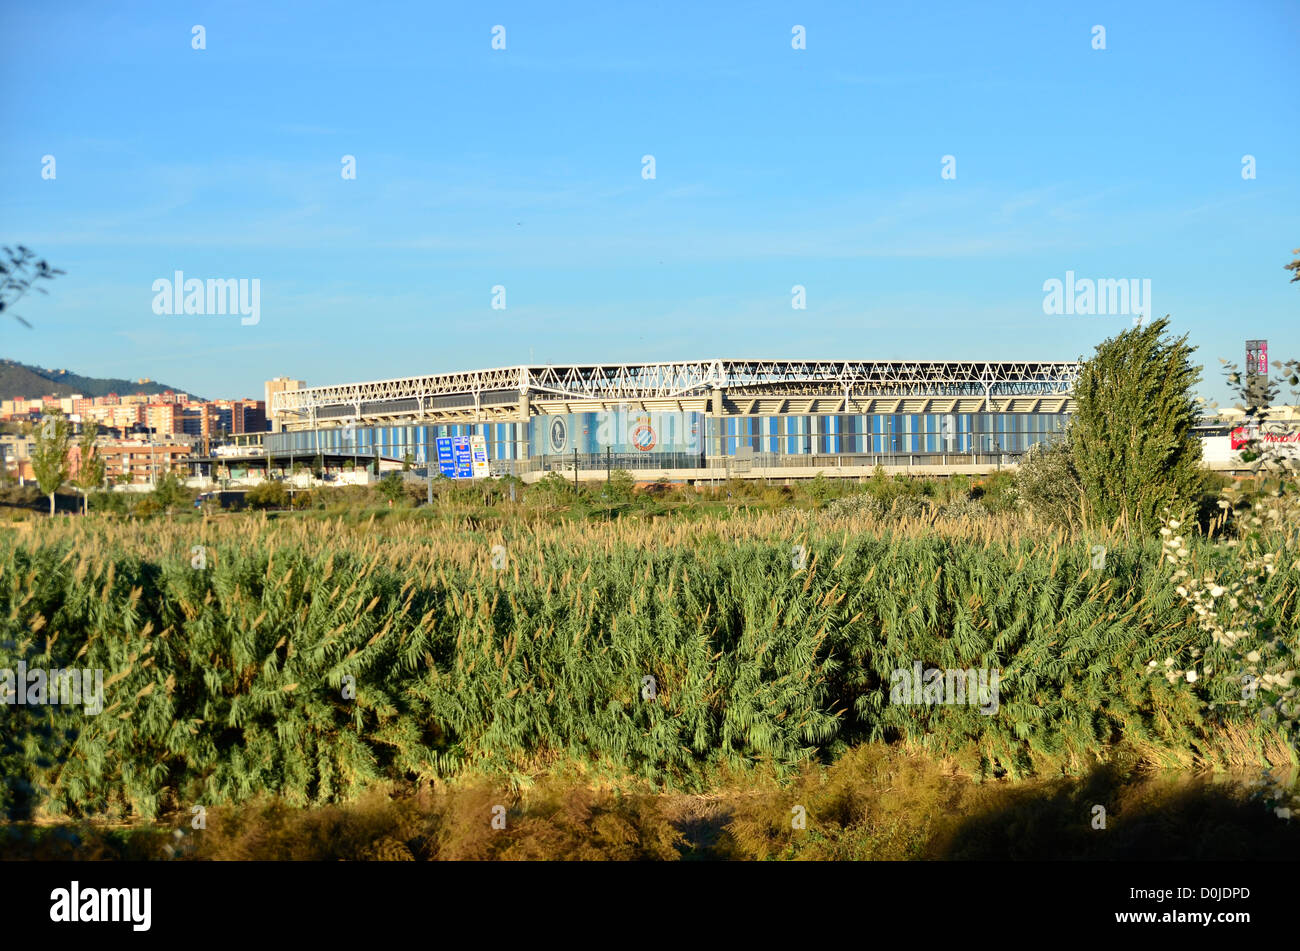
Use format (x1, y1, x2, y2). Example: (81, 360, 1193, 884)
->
(2, 501, 1296, 840)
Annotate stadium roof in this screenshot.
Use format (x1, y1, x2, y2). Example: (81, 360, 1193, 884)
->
(272, 360, 1081, 418)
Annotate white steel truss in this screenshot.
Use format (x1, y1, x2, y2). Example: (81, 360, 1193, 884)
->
(272, 360, 1080, 420)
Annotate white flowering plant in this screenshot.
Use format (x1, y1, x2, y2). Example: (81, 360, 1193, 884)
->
(1150, 358, 1300, 820)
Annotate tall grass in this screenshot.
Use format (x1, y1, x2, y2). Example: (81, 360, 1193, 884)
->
(1, 507, 1295, 821)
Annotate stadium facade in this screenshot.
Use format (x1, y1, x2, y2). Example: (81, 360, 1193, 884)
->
(267, 360, 1080, 479)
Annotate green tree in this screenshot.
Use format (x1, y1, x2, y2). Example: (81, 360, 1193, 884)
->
(1285, 246, 1299, 284)
(74, 421, 105, 515)
(866, 464, 899, 503)
(1068, 317, 1202, 533)
(806, 472, 835, 504)
(377, 471, 405, 505)
(152, 470, 189, 514)
(30, 410, 71, 515)
(606, 469, 636, 502)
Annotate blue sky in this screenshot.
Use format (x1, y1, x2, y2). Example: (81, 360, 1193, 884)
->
(2, 0, 1297, 404)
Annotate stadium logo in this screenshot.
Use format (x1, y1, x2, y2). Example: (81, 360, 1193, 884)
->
(548, 417, 568, 452)
(595, 405, 698, 453)
(630, 415, 657, 451)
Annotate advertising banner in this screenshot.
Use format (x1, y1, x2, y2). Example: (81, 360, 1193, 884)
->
(531, 409, 703, 456)
(1229, 426, 1300, 457)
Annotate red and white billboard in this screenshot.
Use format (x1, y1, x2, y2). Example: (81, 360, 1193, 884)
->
(1231, 425, 1300, 451)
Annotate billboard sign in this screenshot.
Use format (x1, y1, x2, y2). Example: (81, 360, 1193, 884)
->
(1232, 426, 1300, 452)
(530, 409, 704, 457)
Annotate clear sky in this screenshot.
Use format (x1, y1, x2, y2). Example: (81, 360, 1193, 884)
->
(2, 0, 1297, 405)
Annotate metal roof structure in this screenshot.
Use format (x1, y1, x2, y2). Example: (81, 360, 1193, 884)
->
(272, 360, 1081, 424)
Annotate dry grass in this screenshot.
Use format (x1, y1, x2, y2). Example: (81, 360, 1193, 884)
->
(7, 744, 1296, 861)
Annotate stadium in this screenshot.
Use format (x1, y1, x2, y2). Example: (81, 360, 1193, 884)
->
(266, 359, 1080, 481)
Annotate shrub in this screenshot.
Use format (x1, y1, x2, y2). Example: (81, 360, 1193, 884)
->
(887, 495, 932, 519)
(806, 473, 835, 504)
(151, 471, 191, 514)
(376, 472, 405, 505)
(823, 493, 887, 520)
(937, 498, 989, 520)
(89, 490, 129, 515)
(1014, 442, 1081, 527)
(246, 480, 289, 510)
(605, 469, 636, 503)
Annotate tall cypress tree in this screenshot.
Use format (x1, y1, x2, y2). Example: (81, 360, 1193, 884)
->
(1068, 317, 1202, 533)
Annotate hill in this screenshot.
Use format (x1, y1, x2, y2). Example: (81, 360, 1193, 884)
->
(0, 359, 201, 401)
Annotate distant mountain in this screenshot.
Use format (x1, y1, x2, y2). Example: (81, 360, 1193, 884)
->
(0, 359, 202, 401)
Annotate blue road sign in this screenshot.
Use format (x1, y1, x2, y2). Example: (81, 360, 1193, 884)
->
(435, 437, 456, 477)
(435, 435, 474, 479)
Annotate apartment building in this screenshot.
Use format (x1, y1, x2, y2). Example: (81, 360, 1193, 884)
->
(265, 377, 305, 432)
(90, 440, 193, 484)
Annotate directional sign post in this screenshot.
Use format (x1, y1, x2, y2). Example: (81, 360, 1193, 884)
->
(435, 435, 482, 479)
(435, 436, 457, 478)
(470, 435, 490, 479)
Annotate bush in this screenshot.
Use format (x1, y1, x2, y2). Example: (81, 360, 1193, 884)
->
(605, 469, 636, 503)
(246, 480, 290, 510)
(151, 471, 191, 514)
(806, 473, 835, 503)
(866, 465, 900, 504)
(888, 495, 932, 519)
(823, 493, 887, 519)
(131, 494, 161, 517)
(376, 472, 405, 505)
(937, 498, 989, 520)
(1014, 442, 1081, 527)
(0, 484, 43, 508)
(972, 472, 1019, 514)
(526, 472, 575, 508)
(89, 491, 129, 515)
